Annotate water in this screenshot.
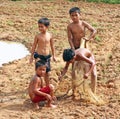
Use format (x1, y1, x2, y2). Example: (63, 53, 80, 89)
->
(0, 41, 30, 67)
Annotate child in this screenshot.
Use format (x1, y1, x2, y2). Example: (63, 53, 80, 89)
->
(29, 17, 56, 86)
(58, 48, 97, 94)
(28, 60, 56, 109)
(67, 7, 96, 50)
(67, 7, 97, 81)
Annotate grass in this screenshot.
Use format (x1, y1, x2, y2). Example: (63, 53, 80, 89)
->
(11, 0, 21, 1)
(67, 0, 120, 4)
(28, 0, 54, 1)
(86, 0, 120, 4)
(92, 22, 99, 28)
(7, 20, 14, 26)
(95, 35, 101, 42)
(10, 0, 120, 4)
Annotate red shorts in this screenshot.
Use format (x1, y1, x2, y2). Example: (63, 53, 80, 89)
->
(32, 86, 51, 103)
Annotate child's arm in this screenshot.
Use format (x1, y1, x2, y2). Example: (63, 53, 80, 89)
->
(83, 21, 97, 41)
(67, 25, 75, 50)
(29, 35, 38, 63)
(58, 62, 69, 81)
(50, 34, 56, 61)
(33, 77, 52, 101)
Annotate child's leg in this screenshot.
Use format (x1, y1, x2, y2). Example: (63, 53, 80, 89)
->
(71, 62, 76, 99)
(49, 84, 54, 98)
(46, 84, 56, 107)
(45, 58, 51, 86)
(90, 55, 97, 93)
(34, 103, 40, 109)
(72, 62, 76, 80)
(45, 72, 50, 86)
(91, 65, 97, 94)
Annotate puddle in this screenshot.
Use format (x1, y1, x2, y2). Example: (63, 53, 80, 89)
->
(0, 41, 30, 67)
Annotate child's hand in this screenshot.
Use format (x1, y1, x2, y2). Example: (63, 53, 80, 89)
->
(45, 94, 52, 101)
(83, 37, 89, 41)
(52, 96, 57, 101)
(52, 56, 57, 62)
(84, 73, 89, 79)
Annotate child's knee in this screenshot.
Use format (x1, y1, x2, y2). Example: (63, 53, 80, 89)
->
(92, 71, 97, 78)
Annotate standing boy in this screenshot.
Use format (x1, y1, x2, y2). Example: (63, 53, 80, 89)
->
(67, 7, 96, 49)
(29, 18, 56, 86)
(67, 7, 97, 80)
(28, 60, 56, 109)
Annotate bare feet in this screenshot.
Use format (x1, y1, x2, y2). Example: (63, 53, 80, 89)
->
(34, 103, 40, 110)
(46, 104, 57, 108)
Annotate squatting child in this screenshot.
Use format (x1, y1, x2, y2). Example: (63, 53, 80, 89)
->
(28, 60, 56, 109)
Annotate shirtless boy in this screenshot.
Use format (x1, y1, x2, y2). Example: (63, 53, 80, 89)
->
(28, 60, 56, 109)
(59, 48, 97, 94)
(67, 7, 96, 49)
(67, 7, 97, 80)
(29, 18, 56, 85)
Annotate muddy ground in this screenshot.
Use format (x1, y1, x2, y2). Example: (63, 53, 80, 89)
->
(0, 0, 120, 119)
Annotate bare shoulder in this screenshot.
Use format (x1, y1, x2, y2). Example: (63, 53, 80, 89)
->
(82, 21, 94, 30)
(67, 22, 73, 29)
(82, 21, 90, 26)
(35, 33, 41, 39)
(33, 75, 41, 83)
(79, 48, 91, 53)
(48, 32, 52, 37)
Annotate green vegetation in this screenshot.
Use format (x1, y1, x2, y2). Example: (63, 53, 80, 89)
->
(68, 0, 120, 4)
(92, 22, 99, 28)
(11, 0, 53, 1)
(7, 20, 14, 26)
(11, 0, 21, 1)
(95, 35, 101, 42)
(86, 0, 120, 4)
(10, 0, 120, 4)
(29, 0, 53, 1)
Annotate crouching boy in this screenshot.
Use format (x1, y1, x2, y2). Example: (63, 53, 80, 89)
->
(28, 60, 56, 109)
(59, 48, 97, 94)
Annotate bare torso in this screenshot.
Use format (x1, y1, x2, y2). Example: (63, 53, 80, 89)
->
(68, 21, 85, 48)
(75, 48, 91, 61)
(28, 75, 43, 100)
(36, 32, 52, 55)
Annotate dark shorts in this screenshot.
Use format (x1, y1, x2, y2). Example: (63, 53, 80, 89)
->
(45, 58, 51, 73)
(75, 46, 80, 50)
(32, 86, 51, 103)
(34, 52, 51, 73)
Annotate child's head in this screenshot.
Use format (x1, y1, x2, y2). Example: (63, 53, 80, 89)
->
(38, 18, 50, 32)
(63, 49, 75, 63)
(35, 60, 46, 77)
(38, 18, 50, 27)
(69, 7, 81, 22)
(69, 7, 80, 14)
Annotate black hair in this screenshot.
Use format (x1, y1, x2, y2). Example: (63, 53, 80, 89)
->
(69, 7, 80, 14)
(35, 60, 46, 70)
(38, 17, 50, 27)
(63, 49, 75, 61)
